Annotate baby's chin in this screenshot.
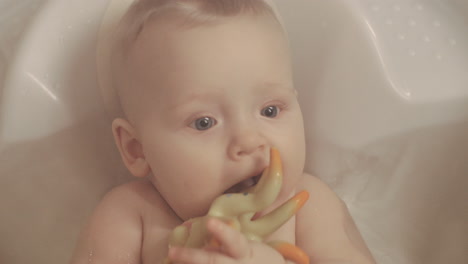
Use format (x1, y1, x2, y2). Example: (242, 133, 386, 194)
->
(172, 199, 218, 222)
(172, 172, 301, 222)
(178, 188, 296, 224)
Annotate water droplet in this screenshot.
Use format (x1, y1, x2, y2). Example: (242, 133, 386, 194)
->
(88, 250, 94, 263)
(416, 4, 424, 11)
(403, 90, 412, 98)
(408, 50, 416, 57)
(409, 20, 417, 27)
(423, 35, 431, 42)
(20, 86, 29, 95)
(435, 52, 443, 60)
(433, 20, 441, 27)
(398, 34, 406, 40)
(448, 38, 457, 46)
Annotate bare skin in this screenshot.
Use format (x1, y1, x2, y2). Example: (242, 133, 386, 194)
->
(164, 148, 310, 264)
(71, 12, 375, 264)
(71, 173, 374, 264)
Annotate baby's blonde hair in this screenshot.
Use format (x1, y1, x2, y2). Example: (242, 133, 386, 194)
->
(110, 0, 280, 119)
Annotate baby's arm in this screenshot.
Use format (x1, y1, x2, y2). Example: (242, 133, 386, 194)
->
(70, 182, 144, 264)
(296, 174, 376, 264)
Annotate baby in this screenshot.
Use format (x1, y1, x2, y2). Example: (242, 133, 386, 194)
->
(71, 0, 376, 263)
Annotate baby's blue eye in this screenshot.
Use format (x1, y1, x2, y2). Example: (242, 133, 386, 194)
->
(261, 105, 279, 118)
(192, 117, 216, 131)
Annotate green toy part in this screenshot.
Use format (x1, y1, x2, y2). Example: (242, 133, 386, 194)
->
(164, 148, 310, 264)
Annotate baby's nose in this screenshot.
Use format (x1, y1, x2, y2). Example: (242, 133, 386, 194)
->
(227, 129, 267, 161)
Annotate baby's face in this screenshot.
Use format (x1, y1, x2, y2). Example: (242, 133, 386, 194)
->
(126, 14, 305, 220)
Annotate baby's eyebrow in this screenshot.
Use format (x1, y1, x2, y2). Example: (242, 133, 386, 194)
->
(166, 82, 294, 111)
(255, 82, 295, 95)
(166, 91, 223, 111)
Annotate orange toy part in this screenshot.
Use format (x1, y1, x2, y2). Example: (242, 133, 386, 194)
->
(165, 148, 310, 264)
(268, 241, 310, 264)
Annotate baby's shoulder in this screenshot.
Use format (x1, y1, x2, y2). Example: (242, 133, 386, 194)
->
(295, 176, 376, 262)
(299, 172, 337, 193)
(105, 179, 158, 201)
(71, 181, 172, 263)
(297, 172, 348, 213)
(99, 179, 168, 215)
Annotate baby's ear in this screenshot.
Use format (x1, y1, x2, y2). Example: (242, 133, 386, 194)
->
(112, 118, 150, 178)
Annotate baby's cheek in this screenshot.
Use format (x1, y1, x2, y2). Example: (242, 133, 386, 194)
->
(283, 145, 305, 190)
(170, 183, 219, 220)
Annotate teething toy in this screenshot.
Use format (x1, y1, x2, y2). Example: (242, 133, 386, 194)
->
(164, 148, 310, 264)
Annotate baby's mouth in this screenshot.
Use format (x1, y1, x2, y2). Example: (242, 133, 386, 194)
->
(224, 173, 262, 194)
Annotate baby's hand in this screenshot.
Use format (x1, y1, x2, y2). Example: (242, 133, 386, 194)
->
(168, 218, 286, 264)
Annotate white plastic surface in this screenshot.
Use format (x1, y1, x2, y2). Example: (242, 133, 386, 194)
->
(0, 0, 467, 264)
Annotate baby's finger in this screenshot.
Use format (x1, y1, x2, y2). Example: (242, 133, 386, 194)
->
(168, 246, 234, 264)
(206, 218, 250, 259)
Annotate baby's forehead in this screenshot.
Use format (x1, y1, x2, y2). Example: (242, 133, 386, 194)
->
(111, 1, 286, 120)
(118, 0, 282, 56)
(100, 1, 286, 119)
(136, 12, 282, 48)
(124, 12, 287, 78)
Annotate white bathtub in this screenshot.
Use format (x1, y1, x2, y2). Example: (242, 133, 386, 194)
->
(0, 0, 467, 263)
